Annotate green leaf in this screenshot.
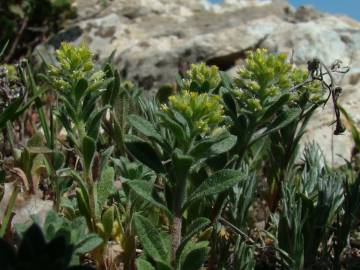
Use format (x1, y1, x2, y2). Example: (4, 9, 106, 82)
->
(102, 64, 118, 106)
(75, 188, 91, 225)
(189, 133, 236, 160)
(0, 98, 22, 129)
(201, 80, 210, 93)
(75, 234, 102, 254)
(82, 91, 102, 121)
(97, 166, 114, 207)
(177, 217, 211, 257)
(176, 74, 184, 89)
(173, 151, 193, 184)
(221, 90, 237, 116)
(250, 108, 301, 146)
(125, 137, 165, 174)
(158, 112, 188, 146)
(82, 135, 96, 173)
(0, 89, 47, 130)
(190, 81, 201, 92)
(183, 169, 244, 211)
(58, 95, 77, 122)
(179, 241, 209, 270)
(75, 79, 88, 102)
(71, 171, 89, 199)
(188, 138, 214, 159)
(127, 180, 172, 217)
(99, 146, 114, 173)
(261, 93, 290, 123)
(106, 67, 121, 107)
(208, 134, 237, 156)
(128, 114, 163, 143)
(220, 71, 233, 89)
(155, 260, 173, 270)
(136, 258, 156, 270)
(266, 108, 301, 134)
(0, 41, 8, 60)
(133, 213, 169, 263)
(86, 106, 110, 139)
(102, 206, 115, 239)
(52, 151, 65, 171)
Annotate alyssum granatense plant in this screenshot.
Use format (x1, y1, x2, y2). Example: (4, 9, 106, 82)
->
(47, 42, 118, 268)
(219, 49, 326, 212)
(125, 65, 247, 268)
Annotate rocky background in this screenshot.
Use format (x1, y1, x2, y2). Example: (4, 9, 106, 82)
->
(39, 0, 360, 165)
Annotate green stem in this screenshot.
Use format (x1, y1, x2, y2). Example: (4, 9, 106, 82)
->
(6, 122, 16, 158)
(171, 175, 188, 266)
(170, 215, 182, 266)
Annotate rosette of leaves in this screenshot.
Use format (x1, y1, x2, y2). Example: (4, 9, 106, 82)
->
(277, 144, 345, 269)
(0, 223, 94, 270)
(277, 182, 304, 270)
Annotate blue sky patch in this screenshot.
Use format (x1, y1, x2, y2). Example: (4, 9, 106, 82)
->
(208, 0, 360, 21)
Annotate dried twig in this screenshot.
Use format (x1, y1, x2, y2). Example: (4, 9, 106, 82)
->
(289, 58, 350, 135)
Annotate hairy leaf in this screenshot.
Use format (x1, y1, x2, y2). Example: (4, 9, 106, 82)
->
(127, 180, 171, 217)
(183, 169, 244, 210)
(136, 258, 156, 270)
(128, 114, 163, 143)
(82, 136, 96, 174)
(177, 217, 210, 257)
(97, 166, 114, 207)
(133, 213, 169, 263)
(125, 137, 164, 173)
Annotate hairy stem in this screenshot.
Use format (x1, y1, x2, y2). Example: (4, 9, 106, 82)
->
(171, 215, 182, 266)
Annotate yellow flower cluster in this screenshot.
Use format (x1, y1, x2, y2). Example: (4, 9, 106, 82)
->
(162, 90, 224, 134)
(234, 48, 323, 111)
(49, 42, 104, 91)
(183, 62, 221, 90)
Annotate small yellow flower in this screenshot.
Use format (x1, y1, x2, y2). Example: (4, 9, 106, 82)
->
(218, 226, 230, 240)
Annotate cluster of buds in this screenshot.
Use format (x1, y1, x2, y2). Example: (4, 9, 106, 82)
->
(183, 62, 221, 90)
(162, 90, 224, 134)
(234, 48, 323, 112)
(49, 42, 104, 92)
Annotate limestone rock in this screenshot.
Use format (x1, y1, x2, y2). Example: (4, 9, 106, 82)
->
(0, 182, 53, 227)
